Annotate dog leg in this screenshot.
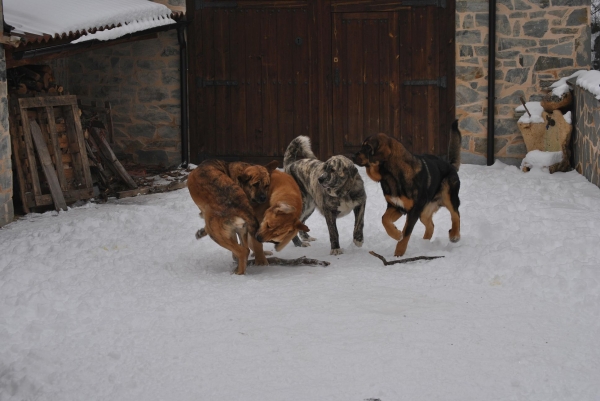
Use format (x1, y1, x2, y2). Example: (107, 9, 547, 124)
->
(293, 208, 315, 247)
(299, 231, 316, 242)
(195, 227, 208, 240)
(250, 235, 269, 266)
(382, 206, 404, 241)
(394, 213, 418, 257)
(420, 203, 439, 240)
(441, 181, 461, 243)
(352, 202, 366, 247)
(324, 211, 342, 255)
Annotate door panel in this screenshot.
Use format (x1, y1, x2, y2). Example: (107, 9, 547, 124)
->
(332, 6, 443, 156)
(194, 7, 312, 161)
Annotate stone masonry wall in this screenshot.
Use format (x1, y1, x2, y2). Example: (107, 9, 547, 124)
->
(0, 46, 13, 227)
(456, 0, 591, 166)
(52, 30, 182, 167)
(572, 78, 600, 186)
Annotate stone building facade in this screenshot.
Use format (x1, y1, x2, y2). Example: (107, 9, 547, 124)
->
(0, 47, 13, 227)
(572, 76, 600, 186)
(51, 29, 182, 167)
(456, 0, 591, 166)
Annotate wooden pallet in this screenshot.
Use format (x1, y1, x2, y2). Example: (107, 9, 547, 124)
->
(9, 95, 94, 212)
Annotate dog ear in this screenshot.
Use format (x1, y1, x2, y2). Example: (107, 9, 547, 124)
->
(238, 174, 250, 184)
(296, 221, 309, 232)
(265, 160, 279, 173)
(274, 202, 295, 214)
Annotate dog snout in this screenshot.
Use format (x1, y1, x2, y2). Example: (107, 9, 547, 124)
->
(258, 193, 267, 203)
(255, 233, 264, 243)
(318, 174, 326, 184)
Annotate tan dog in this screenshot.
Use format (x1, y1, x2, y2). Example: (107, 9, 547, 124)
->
(188, 159, 277, 275)
(249, 170, 309, 265)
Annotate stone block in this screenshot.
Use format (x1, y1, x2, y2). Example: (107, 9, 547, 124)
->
(136, 149, 169, 166)
(127, 122, 157, 139)
(137, 59, 166, 70)
(534, 56, 574, 71)
(138, 87, 171, 102)
(157, 125, 181, 139)
(456, 30, 482, 44)
(566, 8, 589, 26)
(162, 69, 180, 85)
(523, 19, 549, 38)
(459, 45, 473, 58)
(505, 68, 530, 84)
(549, 42, 574, 56)
(515, 0, 532, 10)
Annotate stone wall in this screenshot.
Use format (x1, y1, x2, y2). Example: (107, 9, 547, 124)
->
(572, 78, 600, 186)
(52, 29, 182, 167)
(0, 47, 13, 227)
(456, 0, 591, 166)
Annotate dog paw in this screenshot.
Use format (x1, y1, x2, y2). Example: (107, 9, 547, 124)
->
(353, 239, 363, 247)
(264, 251, 273, 256)
(330, 248, 343, 256)
(195, 228, 207, 240)
(449, 235, 461, 243)
(300, 242, 311, 247)
(253, 259, 269, 266)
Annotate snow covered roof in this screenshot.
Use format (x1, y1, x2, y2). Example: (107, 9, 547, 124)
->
(3, 0, 180, 45)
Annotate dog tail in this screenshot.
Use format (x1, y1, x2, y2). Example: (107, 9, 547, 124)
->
(448, 119, 462, 171)
(283, 136, 317, 169)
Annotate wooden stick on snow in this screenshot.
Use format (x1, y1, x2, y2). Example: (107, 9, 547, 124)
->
(369, 251, 444, 265)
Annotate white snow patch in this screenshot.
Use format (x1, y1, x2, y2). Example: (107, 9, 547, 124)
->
(521, 150, 563, 172)
(1, 165, 600, 401)
(575, 69, 600, 100)
(3, 0, 173, 37)
(549, 70, 586, 97)
(71, 16, 175, 43)
(516, 101, 545, 123)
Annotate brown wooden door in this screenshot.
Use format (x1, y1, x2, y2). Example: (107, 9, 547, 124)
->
(192, 5, 315, 162)
(332, 5, 448, 156)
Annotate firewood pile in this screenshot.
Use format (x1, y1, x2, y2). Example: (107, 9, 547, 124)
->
(7, 65, 64, 96)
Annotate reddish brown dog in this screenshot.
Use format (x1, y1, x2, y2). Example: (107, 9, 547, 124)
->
(249, 169, 309, 265)
(188, 159, 278, 275)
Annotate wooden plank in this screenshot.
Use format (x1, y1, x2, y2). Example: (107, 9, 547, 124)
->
(214, 9, 231, 157)
(19, 95, 78, 109)
(229, 9, 247, 157)
(346, 15, 363, 150)
(246, 8, 263, 156)
(18, 108, 43, 199)
(331, 13, 345, 155)
(89, 127, 138, 189)
(201, 9, 216, 157)
(292, 8, 310, 140)
(363, 17, 379, 143)
(63, 104, 93, 189)
(277, 9, 294, 155)
(399, 8, 413, 149)
(29, 119, 68, 211)
(261, 8, 279, 156)
(27, 188, 94, 207)
(8, 108, 31, 213)
(379, 14, 391, 136)
(45, 106, 68, 190)
(388, 13, 401, 140)
(117, 187, 151, 199)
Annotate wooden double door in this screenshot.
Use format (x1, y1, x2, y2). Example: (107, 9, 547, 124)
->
(186, 0, 455, 163)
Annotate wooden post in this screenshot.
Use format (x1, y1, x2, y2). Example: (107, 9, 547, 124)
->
(29, 120, 68, 211)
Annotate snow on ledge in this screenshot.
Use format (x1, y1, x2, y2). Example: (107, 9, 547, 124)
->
(71, 16, 175, 44)
(516, 101, 545, 124)
(3, 0, 173, 37)
(575, 70, 600, 100)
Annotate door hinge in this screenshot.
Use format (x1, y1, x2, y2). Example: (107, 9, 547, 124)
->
(197, 78, 239, 88)
(196, 0, 238, 10)
(403, 76, 446, 88)
(402, 0, 446, 8)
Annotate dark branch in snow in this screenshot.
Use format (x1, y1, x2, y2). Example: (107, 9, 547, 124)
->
(369, 251, 444, 265)
(248, 256, 330, 267)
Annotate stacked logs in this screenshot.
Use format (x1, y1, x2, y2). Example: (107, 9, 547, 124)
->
(7, 65, 64, 96)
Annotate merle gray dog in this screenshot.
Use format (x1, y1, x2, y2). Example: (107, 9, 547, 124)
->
(283, 136, 367, 255)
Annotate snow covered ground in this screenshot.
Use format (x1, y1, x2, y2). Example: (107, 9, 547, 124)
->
(1, 162, 600, 401)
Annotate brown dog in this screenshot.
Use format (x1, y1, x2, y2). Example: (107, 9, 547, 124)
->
(249, 169, 309, 265)
(188, 159, 278, 275)
(353, 121, 462, 257)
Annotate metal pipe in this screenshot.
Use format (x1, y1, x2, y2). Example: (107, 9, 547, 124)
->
(177, 23, 189, 168)
(487, 0, 497, 166)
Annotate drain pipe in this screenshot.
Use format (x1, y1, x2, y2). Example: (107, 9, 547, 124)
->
(487, 0, 497, 166)
(177, 23, 189, 168)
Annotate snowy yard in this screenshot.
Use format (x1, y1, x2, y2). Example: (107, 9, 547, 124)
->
(1, 162, 600, 401)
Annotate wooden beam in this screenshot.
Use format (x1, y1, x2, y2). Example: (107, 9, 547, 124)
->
(29, 119, 68, 211)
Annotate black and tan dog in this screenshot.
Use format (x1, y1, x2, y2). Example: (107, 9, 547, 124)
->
(353, 120, 462, 257)
(284, 136, 367, 255)
(188, 159, 278, 275)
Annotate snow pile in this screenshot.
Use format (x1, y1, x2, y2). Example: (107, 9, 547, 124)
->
(1, 164, 600, 400)
(549, 70, 586, 97)
(575, 69, 600, 100)
(3, 0, 173, 37)
(516, 101, 544, 123)
(71, 15, 175, 43)
(520, 150, 563, 172)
